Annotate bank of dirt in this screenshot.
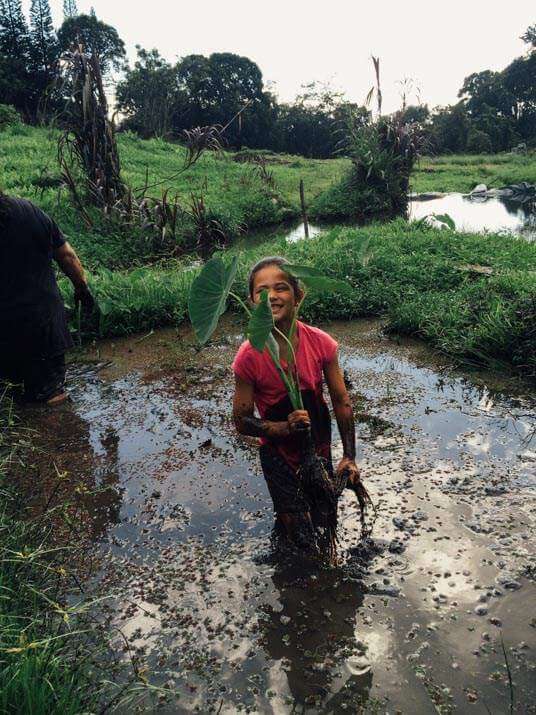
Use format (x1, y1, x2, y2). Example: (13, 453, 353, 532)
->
(20, 317, 536, 713)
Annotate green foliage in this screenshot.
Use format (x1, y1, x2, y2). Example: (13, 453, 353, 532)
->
(116, 46, 178, 138)
(466, 128, 493, 154)
(312, 114, 423, 220)
(521, 23, 536, 47)
(62, 0, 77, 20)
(247, 289, 273, 351)
(188, 255, 238, 344)
(52, 216, 536, 377)
(0, 102, 19, 130)
(56, 13, 125, 74)
(0, 126, 343, 269)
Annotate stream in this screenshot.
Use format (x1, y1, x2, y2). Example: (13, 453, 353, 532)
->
(21, 317, 536, 713)
(251, 193, 536, 244)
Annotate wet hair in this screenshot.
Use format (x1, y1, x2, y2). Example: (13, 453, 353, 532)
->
(248, 256, 301, 299)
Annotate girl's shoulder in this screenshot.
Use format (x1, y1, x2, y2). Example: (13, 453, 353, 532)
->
(298, 322, 338, 362)
(232, 339, 261, 381)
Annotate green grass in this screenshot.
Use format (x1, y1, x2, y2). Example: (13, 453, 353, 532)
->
(73, 220, 536, 378)
(0, 125, 348, 270)
(3, 124, 536, 375)
(0, 393, 146, 713)
(412, 152, 536, 194)
(2, 125, 535, 265)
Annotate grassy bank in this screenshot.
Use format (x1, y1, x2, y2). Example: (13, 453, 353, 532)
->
(0, 124, 347, 270)
(70, 220, 536, 378)
(0, 394, 143, 713)
(412, 152, 536, 194)
(2, 125, 535, 264)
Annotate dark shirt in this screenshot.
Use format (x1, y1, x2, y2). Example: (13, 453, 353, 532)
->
(0, 197, 73, 358)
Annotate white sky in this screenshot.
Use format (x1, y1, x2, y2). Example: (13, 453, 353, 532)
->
(36, 0, 534, 113)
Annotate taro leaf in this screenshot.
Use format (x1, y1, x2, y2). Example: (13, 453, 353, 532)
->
(284, 264, 349, 292)
(188, 255, 238, 344)
(434, 213, 456, 230)
(247, 290, 274, 353)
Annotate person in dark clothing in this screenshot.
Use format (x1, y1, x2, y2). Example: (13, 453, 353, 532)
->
(0, 192, 94, 404)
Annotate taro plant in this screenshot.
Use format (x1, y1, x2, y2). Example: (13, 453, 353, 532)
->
(188, 255, 348, 409)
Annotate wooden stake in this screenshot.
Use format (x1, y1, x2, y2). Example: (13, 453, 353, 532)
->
(299, 179, 309, 238)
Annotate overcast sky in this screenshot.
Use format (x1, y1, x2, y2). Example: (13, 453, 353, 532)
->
(38, 0, 534, 113)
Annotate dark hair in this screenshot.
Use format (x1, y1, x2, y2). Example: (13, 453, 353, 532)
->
(248, 256, 301, 299)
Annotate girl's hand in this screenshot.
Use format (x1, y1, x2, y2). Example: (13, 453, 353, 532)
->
(336, 456, 361, 486)
(287, 409, 310, 433)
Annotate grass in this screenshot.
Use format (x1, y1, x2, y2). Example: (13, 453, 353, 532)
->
(2, 124, 535, 265)
(412, 152, 536, 194)
(0, 392, 147, 713)
(0, 124, 347, 270)
(2, 124, 536, 375)
(73, 220, 536, 378)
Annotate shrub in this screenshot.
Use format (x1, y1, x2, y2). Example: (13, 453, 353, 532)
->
(312, 114, 425, 221)
(466, 128, 493, 154)
(0, 104, 20, 131)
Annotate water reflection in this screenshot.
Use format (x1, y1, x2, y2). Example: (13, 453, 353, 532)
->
(409, 192, 536, 239)
(263, 557, 373, 711)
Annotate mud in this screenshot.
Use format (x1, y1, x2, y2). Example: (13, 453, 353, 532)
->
(22, 317, 536, 713)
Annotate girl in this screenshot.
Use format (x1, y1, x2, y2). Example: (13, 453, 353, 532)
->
(232, 256, 363, 547)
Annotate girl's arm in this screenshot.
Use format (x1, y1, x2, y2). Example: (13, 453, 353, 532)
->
(233, 375, 308, 440)
(323, 352, 361, 482)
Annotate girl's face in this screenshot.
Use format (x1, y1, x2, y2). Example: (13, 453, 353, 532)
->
(251, 265, 301, 326)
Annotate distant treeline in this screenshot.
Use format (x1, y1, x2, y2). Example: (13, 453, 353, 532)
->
(1, 1, 535, 157)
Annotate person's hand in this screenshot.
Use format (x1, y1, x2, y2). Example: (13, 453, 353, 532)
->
(287, 409, 310, 434)
(336, 456, 361, 487)
(74, 284, 96, 312)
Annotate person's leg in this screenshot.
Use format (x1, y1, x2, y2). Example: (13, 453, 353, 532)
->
(0, 353, 25, 399)
(24, 353, 68, 404)
(259, 445, 317, 549)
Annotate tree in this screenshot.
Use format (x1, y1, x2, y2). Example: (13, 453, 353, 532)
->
(458, 70, 516, 118)
(63, 0, 78, 20)
(174, 52, 268, 147)
(29, 0, 56, 73)
(116, 46, 182, 137)
(0, 0, 29, 59)
(521, 23, 536, 48)
(0, 0, 31, 114)
(466, 128, 492, 153)
(57, 13, 125, 74)
(503, 52, 536, 142)
(429, 104, 469, 153)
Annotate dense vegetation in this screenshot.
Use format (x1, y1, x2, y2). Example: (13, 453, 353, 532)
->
(66, 221, 534, 379)
(1, 2, 534, 157)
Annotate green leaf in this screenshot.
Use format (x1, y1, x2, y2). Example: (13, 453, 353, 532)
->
(188, 255, 239, 344)
(247, 290, 274, 352)
(434, 213, 456, 230)
(284, 264, 349, 292)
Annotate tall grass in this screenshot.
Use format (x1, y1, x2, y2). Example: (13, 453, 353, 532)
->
(71, 220, 536, 378)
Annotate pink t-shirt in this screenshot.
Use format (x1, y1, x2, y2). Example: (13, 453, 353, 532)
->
(232, 321, 338, 471)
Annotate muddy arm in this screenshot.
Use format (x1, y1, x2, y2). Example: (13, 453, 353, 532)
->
(324, 352, 363, 492)
(232, 375, 290, 440)
(54, 241, 92, 303)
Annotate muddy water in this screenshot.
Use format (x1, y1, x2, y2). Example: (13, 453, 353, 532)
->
(27, 318, 536, 713)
